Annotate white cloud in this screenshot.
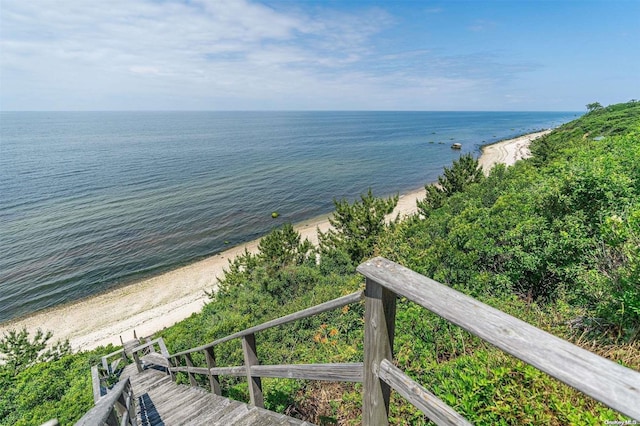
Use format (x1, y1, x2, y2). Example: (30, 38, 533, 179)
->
(0, 0, 538, 110)
(129, 66, 162, 76)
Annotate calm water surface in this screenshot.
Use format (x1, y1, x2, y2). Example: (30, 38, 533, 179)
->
(0, 111, 578, 322)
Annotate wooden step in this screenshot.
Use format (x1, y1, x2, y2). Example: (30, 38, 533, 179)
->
(128, 367, 314, 425)
(122, 339, 141, 356)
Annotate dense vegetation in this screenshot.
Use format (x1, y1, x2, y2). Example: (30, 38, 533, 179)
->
(160, 101, 640, 424)
(2, 101, 638, 425)
(0, 330, 116, 426)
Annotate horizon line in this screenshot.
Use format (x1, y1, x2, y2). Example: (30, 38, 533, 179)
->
(0, 109, 584, 113)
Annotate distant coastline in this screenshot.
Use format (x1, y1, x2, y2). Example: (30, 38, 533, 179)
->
(0, 129, 551, 351)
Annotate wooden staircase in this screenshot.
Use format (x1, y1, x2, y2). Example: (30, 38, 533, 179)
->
(76, 257, 640, 425)
(120, 359, 312, 426)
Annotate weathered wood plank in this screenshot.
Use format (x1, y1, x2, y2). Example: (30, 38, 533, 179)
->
(122, 385, 136, 426)
(243, 333, 264, 408)
(184, 353, 198, 387)
(362, 276, 397, 426)
(76, 378, 131, 426)
(251, 363, 363, 382)
(116, 390, 128, 426)
(204, 347, 222, 395)
(158, 338, 170, 358)
(102, 349, 127, 373)
(129, 368, 313, 425)
(146, 337, 156, 353)
(170, 365, 248, 378)
(122, 339, 140, 357)
(170, 366, 210, 375)
(166, 355, 178, 381)
(132, 351, 142, 374)
(141, 352, 169, 368)
(379, 359, 472, 426)
(357, 257, 640, 420)
(130, 337, 163, 355)
(170, 291, 363, 358)
(91, 365, 102, 403)
(209, 366, 247, 376)
(171, 362, 364, 383)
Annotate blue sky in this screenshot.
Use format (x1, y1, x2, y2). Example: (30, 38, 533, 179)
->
(1, 0, 638, 111)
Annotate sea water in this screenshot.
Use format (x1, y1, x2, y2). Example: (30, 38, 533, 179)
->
(0, 111, 577, 322)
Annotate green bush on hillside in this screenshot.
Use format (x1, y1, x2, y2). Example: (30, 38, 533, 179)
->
(0, 343, 117, 426)
(319, 188, 398, 263)
(0, 328, 71, 376)
(417, 153, 484, 216)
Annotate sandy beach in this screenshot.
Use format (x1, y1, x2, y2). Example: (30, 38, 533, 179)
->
(0, 130, 549, 351)
(478, 129, 551, 172)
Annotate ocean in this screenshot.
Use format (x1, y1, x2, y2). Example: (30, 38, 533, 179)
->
(0, 111, 578, 322)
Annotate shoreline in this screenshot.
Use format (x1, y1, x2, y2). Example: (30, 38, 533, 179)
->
(0, 130, 550, 351)
(478, 129, 551, 172)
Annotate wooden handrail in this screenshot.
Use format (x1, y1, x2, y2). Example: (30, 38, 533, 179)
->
(378, 359, 471, 426)
(101, 348, 126, 375)
(75, 378, 136, 426)
(130, 338, 169, 357)
(130, 338, 170, 373)
(357, 257, 640, 423)
(251, 363, 363, 382)
(152, 256, 639, 424)
(165, 290, 365, 407)
(170, 363, 363, 382)
(170, 290, 364, 359)
(91, 365, 102, 403)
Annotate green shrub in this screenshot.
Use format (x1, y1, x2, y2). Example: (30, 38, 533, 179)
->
(319, 188, 398, 263)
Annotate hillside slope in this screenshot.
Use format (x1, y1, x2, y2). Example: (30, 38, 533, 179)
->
(158, 101, 640, 424)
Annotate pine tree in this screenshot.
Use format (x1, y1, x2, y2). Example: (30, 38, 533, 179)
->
(0, 328, 71, 375)
(417, 153, 484, 216)
(319, 189, 398, 263)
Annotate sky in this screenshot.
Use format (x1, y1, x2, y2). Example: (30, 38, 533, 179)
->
(0, 0, 638, 111)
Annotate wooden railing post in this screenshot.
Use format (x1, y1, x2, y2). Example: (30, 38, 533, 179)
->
(146, 337, 156, 353)
(158, 338, 170, 358)
(132, 351, 142, 373)
(91, 365, 102, 402)
(102, 357, 110, 374)
(115, 392, 127, 423)
(168, 356, 177, 381)
(242, 333, 264, 407)
(106, 406, 120, 426)
(363, 276, 397, 426)
(184, 354, 198, 387)
(204, 347, 222, 395)
(125, 381, 137, 426)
